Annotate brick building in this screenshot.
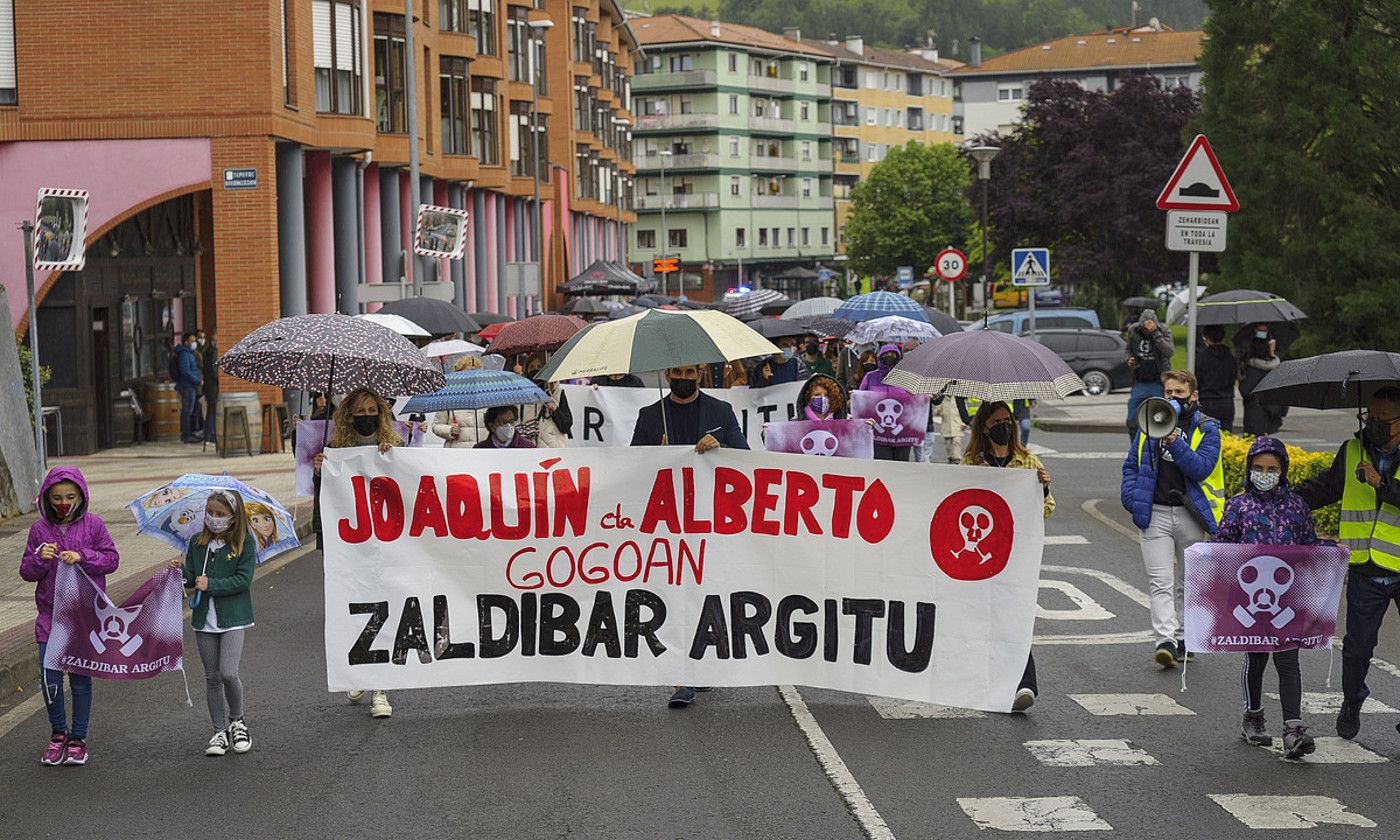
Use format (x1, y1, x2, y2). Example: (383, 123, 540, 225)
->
(0, 0, 637, 454)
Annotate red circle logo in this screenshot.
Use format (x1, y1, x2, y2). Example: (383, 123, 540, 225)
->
(929, 489, 1015, 581)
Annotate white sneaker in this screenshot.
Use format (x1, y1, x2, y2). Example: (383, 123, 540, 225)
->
(205, 729, 229, 757)
(347, 690, 366, 703)
(228, 719, 252, 754)
(370, 690, 392, 718)
(1012, 688, 1036, 712)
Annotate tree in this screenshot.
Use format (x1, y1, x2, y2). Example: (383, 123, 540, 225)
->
(844, 142, 974, 277)
(1193, 0, 1400, 355)
(979, 74, 1201, 304)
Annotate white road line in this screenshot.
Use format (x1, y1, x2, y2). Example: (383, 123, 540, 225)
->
(866, 696, 987, 719)
(957, 796, 1113, 832)
(1044, 535, 1091, 545)
(1209, 794, 1377, 830)
(1039, 451, 1126, 460)
(779, 686, 896, 840)
(1082, 499, 1141, 542)
(1023, 739, 1160, 767)
(1068, 693, 1196, 716)
(1037, 580, 1115, 621)
(1266, 737, 1388, 764)
(1266, 691, 1399, 715)
(1034, 630, 1155, 646)
(1041, 565, 1152, 610)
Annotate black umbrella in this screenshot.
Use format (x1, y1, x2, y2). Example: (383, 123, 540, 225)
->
(760, 300, 795, 317)
(467, 312, 513, 327)
(1195, 289, 1307, 326)
(1121, 296, 1156, 309)
(921, 306, 963, 336)
(376, 297, 481, 335)
(748, 318, 811, 341)
(563, 297, 610, 316)
(801, 316, 857, 339)
(1253, 351, 1400, 409)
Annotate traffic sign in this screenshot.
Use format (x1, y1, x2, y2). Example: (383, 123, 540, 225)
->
(1011, 248, 1050, 287)
(1166, 211, 1228, 252)
(652, 255, 679, 274)
(896, 265, 914, 289)
(1156, 135, 1239, 212)
(817, 267, 832, 284)
(934, 248, 967, 282)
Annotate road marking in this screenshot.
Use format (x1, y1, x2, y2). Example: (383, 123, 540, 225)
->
(1035, 630, 1155, 646)
(957, 796, 1113, 832)
(1266, 691, 1399, 715)
(0, 694, 44, 742)
(1037, 580, 1115, 621)
(866, 696, 987, 719)
(1082, 499, 1141, 542)
(1267, 737, 1388, 764)
(1024, 739, 1160, 767)
(1039, 452, 1126, 460)
(1069, 693, 1196, 716)
(1044, 535, 1091, 545)
(1041, 565, 1152, 609)
(1208, 794, 1377, 830)
(779, 686, 895, 840)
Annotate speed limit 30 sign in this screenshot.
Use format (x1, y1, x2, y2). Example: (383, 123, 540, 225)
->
(934, 247, 967, 282)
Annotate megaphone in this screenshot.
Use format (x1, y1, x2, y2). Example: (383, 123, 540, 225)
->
(1137, 396, 1179, 439)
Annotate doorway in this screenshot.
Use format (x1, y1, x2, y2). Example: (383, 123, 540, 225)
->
(91, 307, 111, 450)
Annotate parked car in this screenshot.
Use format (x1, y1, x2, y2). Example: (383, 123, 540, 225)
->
(965, 307, 1101, 334)
(990, 282, 1066, 309)
(1018, 328, 1131, 396)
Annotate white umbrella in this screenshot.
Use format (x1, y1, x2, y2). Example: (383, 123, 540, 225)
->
(421, 339, 483, 359)
(356, 312, 431, 337)
(846, 316, 942, 346)
(780, 296, 844, 321)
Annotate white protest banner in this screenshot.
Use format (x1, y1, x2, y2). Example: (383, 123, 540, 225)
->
(321, 446, 1044, 712)
(560, 383, 804, 450)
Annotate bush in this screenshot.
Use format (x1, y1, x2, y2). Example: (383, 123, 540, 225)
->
(17, 342, 51, 425)
(1219, 432, 1340, 537)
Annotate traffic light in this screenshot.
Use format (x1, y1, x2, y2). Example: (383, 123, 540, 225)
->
(652, 256, 679, 274)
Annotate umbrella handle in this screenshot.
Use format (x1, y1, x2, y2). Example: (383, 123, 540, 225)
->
(322, 353, 337, 449)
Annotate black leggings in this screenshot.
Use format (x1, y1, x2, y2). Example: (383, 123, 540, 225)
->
(1020, 653, 1038, 695)
(1242, 649, 1301, 721)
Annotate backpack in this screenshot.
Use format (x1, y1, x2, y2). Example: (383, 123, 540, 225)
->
(168, 347, 182, 383)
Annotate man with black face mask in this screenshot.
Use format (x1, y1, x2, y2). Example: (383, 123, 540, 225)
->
(1297, 385, 1400, 741)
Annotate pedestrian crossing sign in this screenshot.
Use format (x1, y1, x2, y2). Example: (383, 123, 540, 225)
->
(1011, 248, 1050, 287)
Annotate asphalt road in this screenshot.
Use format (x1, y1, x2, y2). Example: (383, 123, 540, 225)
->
(1, 425, 1396, 839)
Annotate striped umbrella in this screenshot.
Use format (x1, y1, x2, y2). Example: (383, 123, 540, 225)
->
(847, 316, 942, 346)
(401, 370, 548, 413)
(883, 330, 1085, 401)
(780, 296, 844, 321)
(833, 291, 930, 324)
(536, 309, 782, 381)
(800, 316, 857, 339)
(486, 314, 587, 356)
(720, 288, 792, 319)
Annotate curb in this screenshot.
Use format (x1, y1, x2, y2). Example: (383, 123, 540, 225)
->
(0, 501, 314, 701)
(1036, 418, 1127, 434)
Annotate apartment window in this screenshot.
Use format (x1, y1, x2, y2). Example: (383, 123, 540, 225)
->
(470, 77, 499, 164)
(729, 137, 740, 157)
(637, 229, 656, 249)
(668, 229, 687, 248)
(753, 99, 765, 118)
(440, 56, 470, 154)
(510, 101, 539, 177)
(469, 0, 496, 55)
(736, 227, 747, 248)
(669, 54, 692, 72)
(571, 7, 588, 63)
(800, 141, 811, 161)
(728, 53, 738, 73)
(1164, 74, 1190, 89)
(865, 107, 876, 126)
(729, 176, 740, 196)
(507, 7, 530, 82)
(441, 0, 467, 32)
(801, 228, 810, 246)
(786, 228, 795, 247)
(864, 69, 877, 89)
(998, 85, 1024, 102)
(751, 57, 763, 75)
(281, 0, 294, 106)
(678, 96, 693, 115)
(799, 101, 809, 121)
(373, 14, 407, 132)
(820, 226, 829, 245)
(758, 228, 768, 247)
(728, 94, 739, 115)
(801, 178, 812, 198)
(313, 0, 364, 115)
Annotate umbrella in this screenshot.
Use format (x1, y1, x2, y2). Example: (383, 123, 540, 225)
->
(377, 297, 481, 335)
(355, 312, 431, 338)
(218, 313, 445, 396)
(720, 288, 791, 319)
(468, 312, 514, 327)
(1231, 322, 1301, 355)
(563, 298, 611, 316)
(1253, 351, 1400, 410)
(402, 370, 548, 413)
(631, 297, 660, 309)
(476, 321, 511, 342)
(748, 318, 813, 341)
(128, 474, 298, 564)
(801, 316, 857, 339)
(1121, 296, 1157, 309)
(883, 330, 1085, 401)
(608, 305, 644, 320)
(834, 291, 930, 324)
(922, 307, 963, 336)
(486, 314, 588, 356)
(781, 296, 844, 321)
(421, 339, 483, 359)
(536, 309, 782, 381)
(760, 300, 794, 317)
(847, 316, 943, 346)
(1195, 289, 1307, 326)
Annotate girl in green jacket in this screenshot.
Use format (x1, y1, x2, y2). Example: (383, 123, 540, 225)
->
(170, 490, 256, 757)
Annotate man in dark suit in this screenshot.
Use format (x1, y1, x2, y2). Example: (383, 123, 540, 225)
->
(631, 363, 748, 709)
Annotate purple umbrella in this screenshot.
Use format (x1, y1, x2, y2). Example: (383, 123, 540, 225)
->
(883, 330, 1085, 401)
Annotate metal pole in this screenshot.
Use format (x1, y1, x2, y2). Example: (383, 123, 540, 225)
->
(659, 153, 668, 298)
(947, 276, 955, 320)
(530, 51, 542, 318)
(980, 178, 990, 328)
(615, 170, 623, 262)
(1186, 250, 1200, 372)
(405, 0, 421, 296)
(21, 222, 46, 477)
(1028, 275, 1037, 342)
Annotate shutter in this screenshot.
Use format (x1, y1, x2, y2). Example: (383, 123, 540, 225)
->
(509, 116, 520, 161)
(0, 0, 17, 89)
(312, 1, 332, 69)
(334, 3, 356, 71)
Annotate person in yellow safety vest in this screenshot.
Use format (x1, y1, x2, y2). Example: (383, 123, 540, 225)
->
(1119, 370, 1225, 670)
(1296, 385, 1400, 742)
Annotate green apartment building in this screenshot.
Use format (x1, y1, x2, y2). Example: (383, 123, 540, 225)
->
(628, 15, 836, 300)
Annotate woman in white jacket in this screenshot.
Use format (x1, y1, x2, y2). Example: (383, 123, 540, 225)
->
(432, 356, 489, 447)
(517, 353, 570, 448)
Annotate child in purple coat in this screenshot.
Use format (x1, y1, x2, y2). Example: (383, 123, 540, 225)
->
(18, 467, 119, 766)
(1212, 436, 1325, 759)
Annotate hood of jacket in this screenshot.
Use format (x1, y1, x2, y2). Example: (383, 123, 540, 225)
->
(1136, 309, 1160, 328)
(798, 374, 848, 417)
(38, 466, 90, 524)
(876, 344, 903, 369)
(1245, 435, 1290, 491)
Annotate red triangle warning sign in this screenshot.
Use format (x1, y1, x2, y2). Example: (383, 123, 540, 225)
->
(1156, 135, 1239, 212)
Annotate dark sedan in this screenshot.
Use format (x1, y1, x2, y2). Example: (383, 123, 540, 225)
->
(1019, 329, 1132, 396)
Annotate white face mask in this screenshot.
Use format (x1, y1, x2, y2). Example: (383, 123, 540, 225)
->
(205, 514, 233, 533)
(493, 423, 516, 444)
(1249, 469, 1281, 492)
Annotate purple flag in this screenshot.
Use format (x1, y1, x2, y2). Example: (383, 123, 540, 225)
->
(851, 391, 930, 447)
(43, 563, 185, 680)
(764, 419, 875, 459)
(295, 419, 424, 496)
(1184, 543, 1349, 653)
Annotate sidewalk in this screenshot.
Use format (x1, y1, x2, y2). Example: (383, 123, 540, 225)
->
(0, 442, 310, 698)
(1035, 393, 1358, 443)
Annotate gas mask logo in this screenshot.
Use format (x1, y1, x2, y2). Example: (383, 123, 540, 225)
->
(1232, 555, 1295, 629)
(799, 430, 839, 457)
(89, 596, 145, 657)
(875, 398, 905, 436)
(929, 489, 1014, 581)
(957, 505, 995, 563)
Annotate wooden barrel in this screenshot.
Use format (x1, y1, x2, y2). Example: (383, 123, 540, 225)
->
(144, 382, 181, 442)
(215, 392, 263, 454)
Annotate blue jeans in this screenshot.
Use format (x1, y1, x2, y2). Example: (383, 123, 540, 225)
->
(176, 383, 198, 440)
(1342, 569, 1400, 704)
(37, 643, 92, 740)
(1126, 380, 1164, 434)
(1019, 417, 1032, 445)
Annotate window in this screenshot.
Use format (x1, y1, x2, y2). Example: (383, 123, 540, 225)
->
(758, 228, 768, 247)
(440, 56, 470, 154)
(800, 141, 811, 161)
(441, 0, 467, 32)
(728, 94, 739, 114)
(771, 227, 779, 244)
(752, 58, 763, 75)
(867, 144, 878, 162)
(469, 0, 496, 55)
(729, 137, 740, 157)
(736, 227, 746, 247)
(678, 96, 693, 115)
(801, 228, 809, 246)
(373, 14, 407, 132)
(668, 229, 687, 248)
(510, 101, 541, 177)
(729, 176, 740, 196)
(281, 0, 294, 106)
(801, 178, 812, 197)
(820, 226, 829, 245)
(865, 107, 876, 126)
(507, 7, 530, 82)
(637, 230, 656, 249)
(313, 0, 364, 114)
(470, 77, 498, 164)
(799, 101, 809, 121)
(1164, 74, 1190, 89)
(998, 85, 1024, 102)
(669, 54, 692, 72)
(798, 62, 809, 81)
(728, 53, 738, 73)
(864, 70, 877, 89)
(785, 228, 794, 247)
(571, 7, 589, 63)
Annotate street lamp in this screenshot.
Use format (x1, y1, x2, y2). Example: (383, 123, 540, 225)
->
(612, 117, 629, 264)
(658, 149, 672, 296)
(965, 143, 1000, 328)
(527, 18, 553, 315)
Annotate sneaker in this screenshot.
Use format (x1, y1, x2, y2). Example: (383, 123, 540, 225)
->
(1241, 709, 1272, 746)
(62, 738, 88, 766)
(1012, 688, 1036, 712)
(40, 732, 67, 766)
(1154, 641, 1178, 669)
(1175, 642, 1194, 664)
(1282, 721, 1315, 759)
(668, 686, 697, 708)
(370, 690, 393, 718)
(228, 719, 251, 754)
(1337, 698, 1362, 740)
(205, 729, 229, 757)
(346, 690, 366, 704)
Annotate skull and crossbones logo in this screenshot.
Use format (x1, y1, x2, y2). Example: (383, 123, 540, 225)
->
(1232, 555, 1296, 629)
(799, 430, 839, 456)
(875, 398, 905, 436)
(957, 505, 995, 564)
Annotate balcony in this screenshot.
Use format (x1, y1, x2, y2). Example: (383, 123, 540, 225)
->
(752, 195, 798, 209)
(748, 75, 794, 94)
(634, 113, 720, 132)
(811, 121, 832, 135)
(631, 70, 718, 91)
(634, 192, 721, 210)
(812, 158, 833, 173)
(836, 151, 861, 165)
(750, 156, 796, 172)
(634, 153, 720, 170)
(750, 115, 794, 133)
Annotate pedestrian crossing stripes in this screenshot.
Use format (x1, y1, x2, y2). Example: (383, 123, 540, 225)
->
(866, 696, 986, 719)
(1208, 795, 1377, 830)
(958, 796, 1113, 832)
(1068, 693, 1197, 716)
(1023, 739, 1160, 767)
(1265, 692, 1399, 715)
(1266, 737, 1388, 764)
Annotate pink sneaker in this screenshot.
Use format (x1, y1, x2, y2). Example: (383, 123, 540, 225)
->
(40, 733, 66, 766)
(62, 738, 88, 766)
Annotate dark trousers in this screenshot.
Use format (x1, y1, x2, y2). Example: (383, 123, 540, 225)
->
(1342, 568, 1400, 703)
(37, 643, 92, 739)
(204, 394, 218, 441)
(1199, 396, 1234, 434)
(1243, 649, 1301, 720)
(1019, 652, 1038, 695)
(176, 383, 199, 440)
(874, 444, 913, 462)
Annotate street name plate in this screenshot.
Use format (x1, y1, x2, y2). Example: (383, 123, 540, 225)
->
(1166, 210, 1227, 252)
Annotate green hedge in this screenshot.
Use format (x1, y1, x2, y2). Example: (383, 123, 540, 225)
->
(1219, 432, 1340, 536)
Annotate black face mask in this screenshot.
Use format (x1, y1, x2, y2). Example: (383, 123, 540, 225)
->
(987, 422, 1015, 447)
(1366, 417, 1397, 449)
(352, 414, 379, 437)
(862, 363, 878, 374)
(669, 378, 698, 399)
(802, 343, 819, 356)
